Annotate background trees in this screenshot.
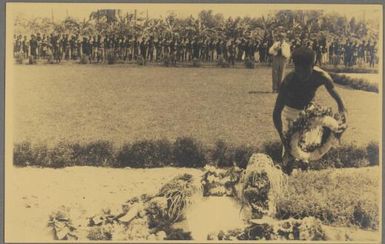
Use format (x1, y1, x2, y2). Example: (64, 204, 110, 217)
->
(13, 9, 378, 43)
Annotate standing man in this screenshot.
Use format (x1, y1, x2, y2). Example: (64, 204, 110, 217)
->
(369, 41, 377, 68)
(147, 36, 154, 62)
(22, 35, 29, 59)
(358, 40, 366, 66)
(228, 40, 236, 66)
(269, 33, 291, 93)
(29, 34, 38, 61)
(140, 37, 147, 60)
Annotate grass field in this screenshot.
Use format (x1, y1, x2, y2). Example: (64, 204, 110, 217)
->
(11, 64, 380, 148)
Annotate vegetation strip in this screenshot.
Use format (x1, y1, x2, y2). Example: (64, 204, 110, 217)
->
(329, 72, 378, 93)
(13, 137, 379, 169)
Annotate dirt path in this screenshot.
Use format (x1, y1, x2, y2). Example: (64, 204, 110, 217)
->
(5, 166, 202, 242)
(5, 166, 380, 242)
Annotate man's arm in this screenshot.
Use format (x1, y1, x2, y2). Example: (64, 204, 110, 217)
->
(322, 71, 347, 113)
(323, 72, 348, 132)
(268, 42, 278, 56)
(326, 85, 346, 113)
(273, 84, 287, 141)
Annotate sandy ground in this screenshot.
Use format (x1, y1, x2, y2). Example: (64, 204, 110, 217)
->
(5, 166, 380, 242)
(5, 166, 203, 242)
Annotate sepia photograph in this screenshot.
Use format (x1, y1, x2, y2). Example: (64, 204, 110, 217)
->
(4, 2, 383, 243)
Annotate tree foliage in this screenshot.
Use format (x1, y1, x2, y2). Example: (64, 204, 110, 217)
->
(13, 9, 378, 43)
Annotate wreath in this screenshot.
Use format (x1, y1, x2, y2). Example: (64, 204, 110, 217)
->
(284, 103, 346, 162)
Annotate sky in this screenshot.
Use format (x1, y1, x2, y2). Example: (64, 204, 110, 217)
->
(7, 3, 382, 23)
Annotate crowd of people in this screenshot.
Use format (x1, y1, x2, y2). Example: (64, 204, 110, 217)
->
(13, 32, 378, 67)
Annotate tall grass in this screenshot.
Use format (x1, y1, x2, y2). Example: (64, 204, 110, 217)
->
(13, 138, 379, 169)
(276, 168, 379, 230)
(323, 66, 378, 74)
(329, 73, 378, 93)
(116, 139, 173, 168)
(209, 140, 256, 168)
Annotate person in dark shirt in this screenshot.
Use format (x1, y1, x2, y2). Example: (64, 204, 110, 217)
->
(22, 35, 29, 58)
(118, 36, 125, 60)
(192, 38, 199, 59)
(170, 38, 177, 65)
(248, 39, 256, 61)
(369, 41, 377, 68)
(90, 35, 96, 61)
(228, 40, 236, 66)
(186, 38, 192, 61)
(328, 41, 334, 65)
(14, 35, 22, 55)
(258, 42, 266, 63)
(36, 33, 42, 59)
(133, 37, 139, 60)
(344, 40, 353, 67)
(208, 39, 215, 62)
(76, 37, 82, 61)
(199, 38, 205, 61)
(180, 38, 186, 62)
(316, 44, 323, 66)
(216, 40, 222, 60)
(140, 38, 147, 60)
(334, 39, 342, 66)
(200, 38, 207, 61)
(40, 34, 47, 58)
(244, 39, 251, 59)
(29, 34, 38, 59)
(162, 37, 169, 59)
(53, 34, 62, 63)
(104, 35, 110, 59)
(81, 37, 92, 63)
(221, 39, 227, 61)
(273, 47, 347, 174)
(358, 40, 366, 66)
(69, 35, 77, 60)
(237, 39, 245, 61)
(110, 35, 116, 50)
(175, 38, 182, 63)
(352, 41, 359, 66)
(123, 36, 130, 61)
(365, 40, 372, 65)
(96, 35, 103, 62)
(60, 34, 66, 60)
(266, 37, 274, 65)
(154, 38, 160, 61)
(42, 34, 47, 57)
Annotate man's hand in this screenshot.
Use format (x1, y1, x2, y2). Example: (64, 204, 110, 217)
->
(279, 130, 290, 154)
(337, 110, 348, 133)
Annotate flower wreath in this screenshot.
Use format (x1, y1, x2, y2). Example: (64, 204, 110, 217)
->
(284, 103, 346, 162)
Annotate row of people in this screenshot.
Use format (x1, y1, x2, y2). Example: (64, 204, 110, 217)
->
(13, 33, 378, 67)
(14, 33, 273, 64)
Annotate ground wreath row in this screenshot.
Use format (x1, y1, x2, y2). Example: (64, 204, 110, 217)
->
(48, 153, 328, 241)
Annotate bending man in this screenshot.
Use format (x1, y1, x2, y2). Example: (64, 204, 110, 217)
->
(273, 47, 348, 174)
